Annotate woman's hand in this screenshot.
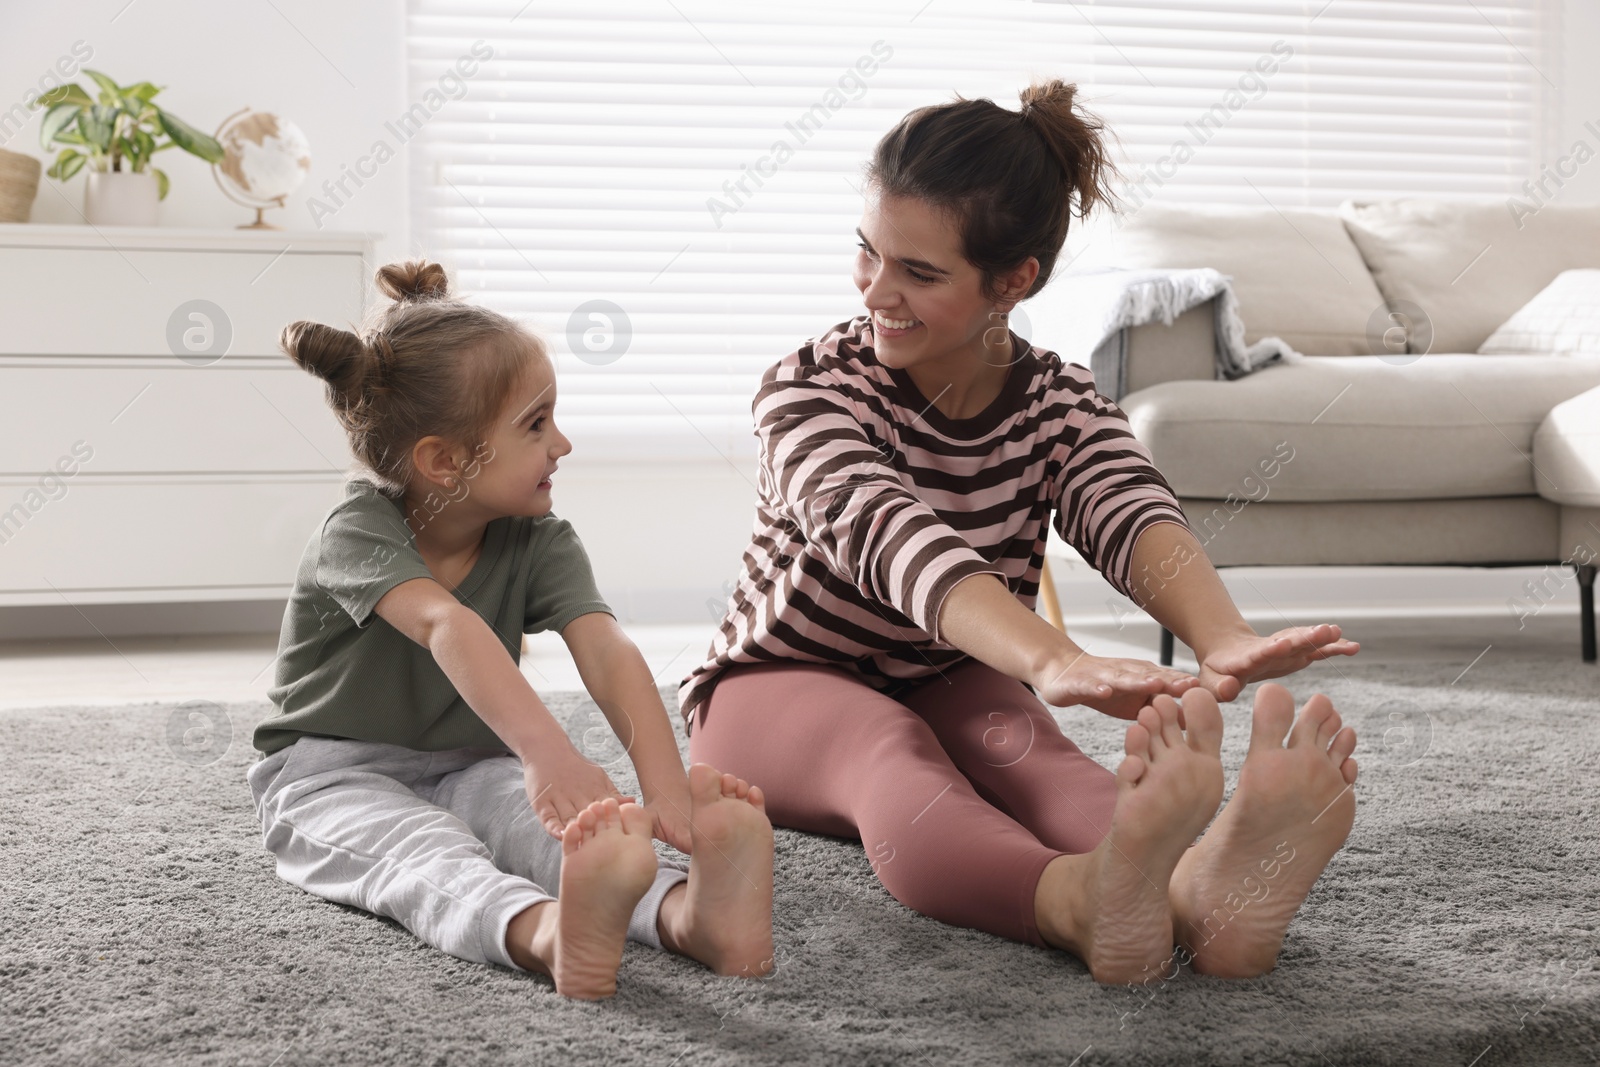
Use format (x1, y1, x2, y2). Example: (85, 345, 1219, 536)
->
(1032, 647, 1201, 720)
(522, 742, 633, 839)
(1197, 624, 1359, 702)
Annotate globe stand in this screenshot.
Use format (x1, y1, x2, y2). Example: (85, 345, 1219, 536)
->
(238, 201, 285, 231)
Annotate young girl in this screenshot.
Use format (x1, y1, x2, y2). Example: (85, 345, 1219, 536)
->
(247, 260, 774, 1000)
(681, 81, 1363, 985)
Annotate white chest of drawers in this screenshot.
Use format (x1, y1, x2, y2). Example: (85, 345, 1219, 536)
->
(0, 224, 378, 609)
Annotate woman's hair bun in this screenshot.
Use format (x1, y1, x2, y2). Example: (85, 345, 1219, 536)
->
(279, 319, 369, 410)
(1015, 78, 1115, 221)
(1017, 77, 1079, 117)
(375, 258, 452, 304)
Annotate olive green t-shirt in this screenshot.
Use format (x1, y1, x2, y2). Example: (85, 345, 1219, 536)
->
(252, 476, 613, 757)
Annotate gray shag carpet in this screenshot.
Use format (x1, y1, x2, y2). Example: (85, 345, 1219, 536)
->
(3, 655, 1599, 1067)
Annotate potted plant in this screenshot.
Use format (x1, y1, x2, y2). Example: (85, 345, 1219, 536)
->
(31, 70, 224, 226)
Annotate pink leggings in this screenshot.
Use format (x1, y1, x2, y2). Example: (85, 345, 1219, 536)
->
(689, 658, 1117, 947)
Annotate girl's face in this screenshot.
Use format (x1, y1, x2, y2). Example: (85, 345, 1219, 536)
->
(472, 353, 571, 519)
(851, 192, 1036, 373)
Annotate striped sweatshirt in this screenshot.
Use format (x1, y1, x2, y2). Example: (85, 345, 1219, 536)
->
(677, 314, 1194, 729)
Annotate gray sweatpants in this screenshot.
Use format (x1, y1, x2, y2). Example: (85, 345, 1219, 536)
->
(246, 736, 689, 972)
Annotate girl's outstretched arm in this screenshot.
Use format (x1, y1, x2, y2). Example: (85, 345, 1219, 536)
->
(561, 611, 695, 854)
(373, 576, 628, 837)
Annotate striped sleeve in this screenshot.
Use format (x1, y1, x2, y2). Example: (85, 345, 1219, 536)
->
(1050, 378, 1193, 603)
(754, 360, 1003, 643)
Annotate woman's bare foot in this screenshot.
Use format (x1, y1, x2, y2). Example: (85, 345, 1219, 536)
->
(506, 797, 659, 999)
(1170, 683, 1358, 978)
(1035, 690, 1224, 984)
(655, 763, 775, 978)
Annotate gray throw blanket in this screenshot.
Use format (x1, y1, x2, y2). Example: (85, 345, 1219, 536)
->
(1048, 267, 1303, 402)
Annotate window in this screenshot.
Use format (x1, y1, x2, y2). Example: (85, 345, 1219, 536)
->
(406, 0, 1556, 459)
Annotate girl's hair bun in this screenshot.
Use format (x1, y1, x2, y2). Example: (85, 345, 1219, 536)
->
(375, 259, 452, 304)
(284, 253, 542, 496)
(279, 319, 370, 412)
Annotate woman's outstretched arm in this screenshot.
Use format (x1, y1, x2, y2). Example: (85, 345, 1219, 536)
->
(1121, 521, 1359, 702)
(936, 567, 1199, 720)
(935, 521, 1357, 717)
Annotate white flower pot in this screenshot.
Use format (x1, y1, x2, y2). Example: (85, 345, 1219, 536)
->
(84, 171, 159, 227)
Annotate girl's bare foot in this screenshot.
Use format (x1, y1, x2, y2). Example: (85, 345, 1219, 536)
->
(1035, 690, 1224, 984)
(507, 797, 659, 999)
(1170, 683, 1358, 978)
(656, 763, 774, 978)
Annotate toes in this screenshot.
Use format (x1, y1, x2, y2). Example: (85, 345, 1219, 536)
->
(581, 805, 606, 838)
(1340, 755, 1359, 785)
(1124, 720, 1153, 762)
(1249, 683, 1296, 755)
(746, 783, 767, 812)
(1134, 706, 1162, 754)
(687, 762, 723, 803)
(1161, 704, 1185, 750)
(1329, 725, 1357, 764)
(1117, 749, 1148, 787)
(1316, 707, 1344, 749)
(566, 805, 600, 849)
(1179, 687, 1224, 756)
(1149, 694, 1184, 749)
(1289, 694, 1336, 749)
(618, 801, 654, 836)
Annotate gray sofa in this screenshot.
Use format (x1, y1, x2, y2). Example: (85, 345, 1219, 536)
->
(1079, 199, 1600, 663)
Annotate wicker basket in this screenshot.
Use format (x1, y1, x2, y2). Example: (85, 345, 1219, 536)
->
(0, 148, 43, 223)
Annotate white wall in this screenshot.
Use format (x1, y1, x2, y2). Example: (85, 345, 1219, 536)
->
(2, 1, 1594, 636)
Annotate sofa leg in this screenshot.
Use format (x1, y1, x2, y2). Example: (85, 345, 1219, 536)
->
(1159, 626, 1175, 667)
(1579, 564, 1597, 664)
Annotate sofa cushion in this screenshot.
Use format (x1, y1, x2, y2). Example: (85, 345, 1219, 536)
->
(1339, 199, 1600, 355)
(1176, 496, 1559, 567)
(1120, 354, 1600, 501)
(1534, 386, 1600, 507)
(1479, 269, 1600, 356)
(1073, 203, 1388, 356)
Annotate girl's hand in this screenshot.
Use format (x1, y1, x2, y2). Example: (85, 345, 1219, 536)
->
(1197, 624, 1359, 702)
(522, 742, 632, 839)
(641, 783, 696, 855)
(1033, 648, 1201, 720)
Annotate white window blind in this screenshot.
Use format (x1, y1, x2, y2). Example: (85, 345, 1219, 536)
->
(405, 0, 1557, 461)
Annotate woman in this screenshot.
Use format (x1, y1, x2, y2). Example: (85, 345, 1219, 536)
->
(679, 80, 1361, 984)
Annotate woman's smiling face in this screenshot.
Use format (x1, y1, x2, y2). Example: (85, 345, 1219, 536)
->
(852, 191, 1036, 374)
